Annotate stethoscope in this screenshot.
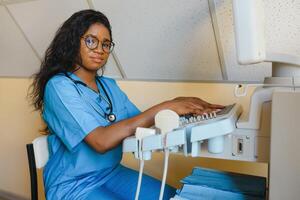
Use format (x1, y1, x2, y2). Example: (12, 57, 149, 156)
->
(65, 73, 116, 123)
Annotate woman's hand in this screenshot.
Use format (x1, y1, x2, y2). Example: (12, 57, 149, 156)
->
(163, 97, 224, 116)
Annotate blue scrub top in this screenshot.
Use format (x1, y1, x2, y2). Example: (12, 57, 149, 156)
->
(42, 73, 140, 199)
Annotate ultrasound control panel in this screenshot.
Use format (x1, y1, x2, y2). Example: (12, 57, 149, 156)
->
(179, 104, 237, 127)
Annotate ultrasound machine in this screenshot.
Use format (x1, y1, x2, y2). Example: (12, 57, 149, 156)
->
(123, 1, 300, 199)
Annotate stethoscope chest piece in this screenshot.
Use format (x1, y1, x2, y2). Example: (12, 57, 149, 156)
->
(107, 113, 116, 122)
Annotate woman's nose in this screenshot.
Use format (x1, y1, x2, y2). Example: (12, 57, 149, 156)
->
(94, 45, 105, 54)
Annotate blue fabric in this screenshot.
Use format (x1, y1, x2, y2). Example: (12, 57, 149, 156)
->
(181, 167, 266, 197)
(177, 184, 265, 200)
(43, 73, 141, 199)
(176, 167, 266, 200)
(86, 165, 176, 200)
(171, 195, 189, 200)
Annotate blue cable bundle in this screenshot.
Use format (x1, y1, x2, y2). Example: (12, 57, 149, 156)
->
(174, 167, 266, 200)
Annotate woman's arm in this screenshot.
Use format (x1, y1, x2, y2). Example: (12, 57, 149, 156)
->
(84, 97, 223, 153)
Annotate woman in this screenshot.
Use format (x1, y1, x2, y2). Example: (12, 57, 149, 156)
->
(30, 9, 223, 200)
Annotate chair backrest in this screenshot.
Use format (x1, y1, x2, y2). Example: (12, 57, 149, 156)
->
(32, 136, 49, 169)
(26, 135, 48, 200)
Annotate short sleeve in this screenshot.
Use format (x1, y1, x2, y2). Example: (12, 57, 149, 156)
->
(43, 76, 106, 151)
(123, 92, 141, 117)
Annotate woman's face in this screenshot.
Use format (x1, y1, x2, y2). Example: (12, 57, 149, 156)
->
(79, 23, 112, 72)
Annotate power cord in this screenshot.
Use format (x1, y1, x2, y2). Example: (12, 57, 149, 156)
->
(159, 148, 170, 200)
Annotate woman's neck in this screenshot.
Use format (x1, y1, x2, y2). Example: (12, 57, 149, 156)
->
(73, 66, 97, 86)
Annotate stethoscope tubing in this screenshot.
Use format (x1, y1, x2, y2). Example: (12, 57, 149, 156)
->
(64, 73, 116, 122)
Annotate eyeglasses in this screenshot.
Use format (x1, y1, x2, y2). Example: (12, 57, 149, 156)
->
(82, 35, 115, 53)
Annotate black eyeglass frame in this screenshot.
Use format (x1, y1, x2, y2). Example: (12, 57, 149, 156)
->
(81, 34, 115, 53)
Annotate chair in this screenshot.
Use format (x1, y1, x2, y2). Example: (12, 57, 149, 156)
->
(26, 136, 49, 200)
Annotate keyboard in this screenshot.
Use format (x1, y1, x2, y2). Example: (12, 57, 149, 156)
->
(179, 104, 237, 127)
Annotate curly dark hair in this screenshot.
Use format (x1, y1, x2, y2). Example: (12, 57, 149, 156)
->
(29, 9, 112, 112)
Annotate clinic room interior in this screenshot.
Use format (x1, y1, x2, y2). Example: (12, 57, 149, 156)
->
(0, 0, 299, 200)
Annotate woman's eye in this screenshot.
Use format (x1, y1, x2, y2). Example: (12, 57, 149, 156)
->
(103, 43, 110, 48)
(87, 38, 96, 45)
(85, 36, 98, 49)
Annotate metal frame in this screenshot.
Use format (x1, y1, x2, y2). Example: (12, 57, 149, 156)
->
(26, 144, 38, 200)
